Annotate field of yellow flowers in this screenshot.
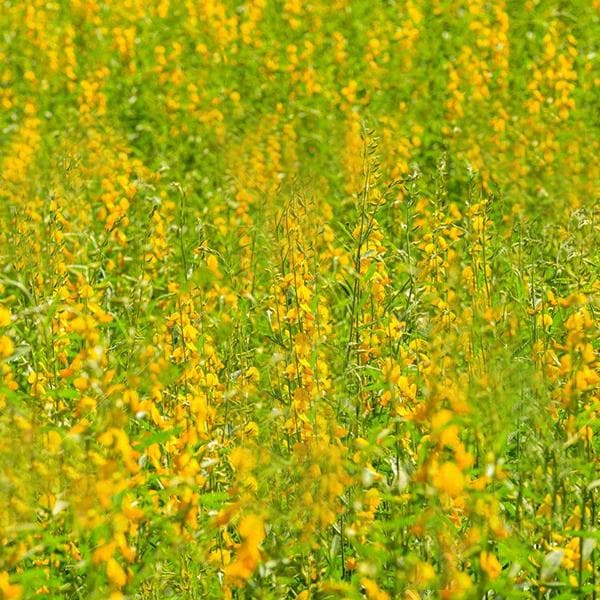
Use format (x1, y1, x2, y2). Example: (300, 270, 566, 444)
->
(1, 1, 599, 598)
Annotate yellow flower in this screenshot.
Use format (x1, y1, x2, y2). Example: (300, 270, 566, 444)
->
(433, 462, 464, 497)
(0, 306, 11, 327)
(224, 514, 265, 582)
(480, 551, 502, 580)
(0, 572, 22, 599)
(106, 558, 127, 588)
(206, 254, 221, 277)
(411, 561, 436, 587)
(0, 335, 14, 358)
(229, 446, 256, 473)
(239, 514, 265, 548)
(361, 577, 390, 600)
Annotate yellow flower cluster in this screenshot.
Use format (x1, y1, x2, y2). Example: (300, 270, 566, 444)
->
(0, 0, 598, 598)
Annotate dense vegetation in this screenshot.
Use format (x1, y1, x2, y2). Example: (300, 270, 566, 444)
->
(0, 1, 599, 598)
